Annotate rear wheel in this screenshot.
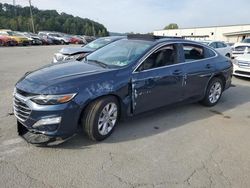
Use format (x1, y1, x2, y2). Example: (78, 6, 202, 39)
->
(201, 78, 223, 107)
(82, 96, 119, 141)
(60, 40, 65, 45)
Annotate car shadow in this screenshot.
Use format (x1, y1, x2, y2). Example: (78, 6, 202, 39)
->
(53, 83, 250, 149)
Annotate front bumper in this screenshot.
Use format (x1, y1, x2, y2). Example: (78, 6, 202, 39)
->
(17, 121, 74, 145)
(13, 92, 81, 144)
(233, 65, 250, 78)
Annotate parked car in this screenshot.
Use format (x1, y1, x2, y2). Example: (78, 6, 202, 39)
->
(23, 32, 43, 45)
(232, 38, 250, 58)
(37, 34, 54, 45)
(38, 31, 70, 44)
(0, 30, 30, 46)
(233, 54, 250, 78)
(14, 35, 233, 145)
(0, 35, 18, 46)
(84, 35, 96, 43)
(232, 44, 250, 58)
(69, 35, 86, 44)
(38, 32, 61, 45)
(53, 36, 125, 63)
(199, 40, 232, 58)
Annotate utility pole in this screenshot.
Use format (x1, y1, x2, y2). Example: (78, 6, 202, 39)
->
(13, 0, 19, 30)
(28, 0, 35, 33)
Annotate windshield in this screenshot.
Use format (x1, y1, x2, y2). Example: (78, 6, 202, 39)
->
(242, 38, 250, 43)
(84, 38, 117, 50)
(7, 31, 23, 36)
(86, 39, 153, 67)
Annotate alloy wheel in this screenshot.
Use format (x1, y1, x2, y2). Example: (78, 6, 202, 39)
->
(98, 102, 118, 136)
(209, 82, 222, 104)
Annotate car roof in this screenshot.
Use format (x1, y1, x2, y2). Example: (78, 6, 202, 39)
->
(125, 34, 207, 46)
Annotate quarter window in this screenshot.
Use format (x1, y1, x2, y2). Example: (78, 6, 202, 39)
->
(183, 44, 204, 61)
(137, 44, 178, 71)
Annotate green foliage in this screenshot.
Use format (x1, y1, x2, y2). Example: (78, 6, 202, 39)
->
(164, 23, 179, 30)
(0, 3, 109, 36)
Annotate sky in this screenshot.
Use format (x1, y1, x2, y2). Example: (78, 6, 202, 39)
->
(1, 0, 250, 33)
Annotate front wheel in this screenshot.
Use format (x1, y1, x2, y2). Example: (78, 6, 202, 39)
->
(201, 78, 223, 107)
(82, 96, 119, 141)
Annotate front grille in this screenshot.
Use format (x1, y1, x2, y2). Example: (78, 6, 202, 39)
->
(235, 70, 250, 76)
(13, 95, 31, 122)
(238, 60, 250, 68)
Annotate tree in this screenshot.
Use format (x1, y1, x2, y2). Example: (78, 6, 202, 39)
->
(0, 3, 108, 36)
(164, 23, 179, 30)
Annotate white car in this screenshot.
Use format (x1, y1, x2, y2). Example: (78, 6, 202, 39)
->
(232, 38, 250, 58)
(233, 54, 250, 78)
(200, 41, 232, 58)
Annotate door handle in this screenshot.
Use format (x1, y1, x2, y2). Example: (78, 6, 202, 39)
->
(206, 64, 212, 69)
(172, 70, 182, 75)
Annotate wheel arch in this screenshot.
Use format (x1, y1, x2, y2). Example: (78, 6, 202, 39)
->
(77, 94, 124, 126)
(212, 73, 226, 90)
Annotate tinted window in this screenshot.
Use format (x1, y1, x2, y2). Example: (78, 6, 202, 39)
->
(183, 44, 204, 61)
(137, 44, 178, 71)
(209, 42, 217, 49)
(205, 48, 217, 58)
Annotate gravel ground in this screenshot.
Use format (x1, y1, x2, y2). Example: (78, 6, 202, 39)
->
(0, 45, 250, 188)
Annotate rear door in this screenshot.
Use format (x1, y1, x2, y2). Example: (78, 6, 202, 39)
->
(180, 43, 217, 100)
(131, 43, 185, 114)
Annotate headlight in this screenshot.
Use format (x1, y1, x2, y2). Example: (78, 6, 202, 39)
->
(54, 53, 66, 62)
(65, 53, 86, 61)
(233, 59, 239, 65)
(31, 93, 77, 105)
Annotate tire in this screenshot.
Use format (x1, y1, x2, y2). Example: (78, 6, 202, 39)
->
(82, 96, 119, 141)
(60, 40, 65, 45)
(201, 78, 223, 107)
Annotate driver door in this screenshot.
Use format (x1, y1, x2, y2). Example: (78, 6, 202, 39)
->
(131, 44, 185, 114)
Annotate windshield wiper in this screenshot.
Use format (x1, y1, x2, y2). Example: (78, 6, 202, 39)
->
(85, 58, 108, 68)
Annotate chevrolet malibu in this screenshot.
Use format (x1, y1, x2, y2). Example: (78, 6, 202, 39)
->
(14, 35, 233, 145)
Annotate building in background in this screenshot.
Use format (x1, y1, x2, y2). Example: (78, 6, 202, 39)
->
(154, 24, 250, 42)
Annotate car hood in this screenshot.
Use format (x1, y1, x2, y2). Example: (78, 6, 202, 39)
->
(16, 61, 110, 94)
(234, 43, 250, 48)
(236, 54, 250, 61)
(60, 46, 93, 55)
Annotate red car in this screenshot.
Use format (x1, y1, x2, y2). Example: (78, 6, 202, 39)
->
(0, 35, 18, 46)
(69, 36, 85, 44)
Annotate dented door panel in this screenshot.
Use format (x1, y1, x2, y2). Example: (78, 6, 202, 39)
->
(131, 65, 184, 114)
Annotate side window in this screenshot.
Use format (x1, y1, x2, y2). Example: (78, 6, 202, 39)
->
(218, 42, 227, 48)
(209, 42, 217, 49)
(183, 44, 204, 62)
(137, 44, 177, 71)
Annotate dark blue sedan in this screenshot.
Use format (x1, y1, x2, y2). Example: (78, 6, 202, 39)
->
(14, 35, 233, 145)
